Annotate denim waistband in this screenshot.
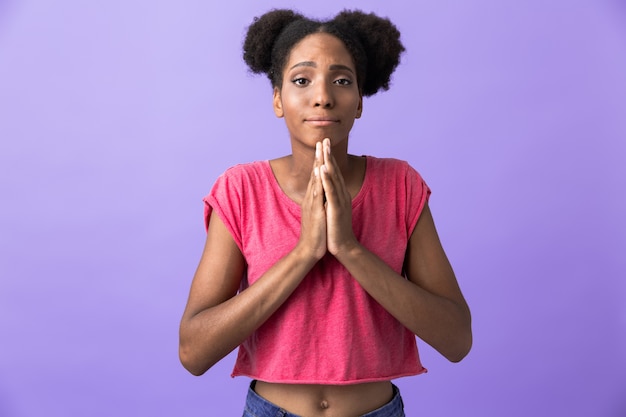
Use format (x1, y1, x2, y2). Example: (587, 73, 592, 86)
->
(243, 381, 405, 417)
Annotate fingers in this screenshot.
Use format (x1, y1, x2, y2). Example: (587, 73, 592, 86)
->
(320, 139, 348, 203)
(318, 138, 357, 256)
(299, 142, 328, 260)
(304, 142, 321, 197)
(313, 142, 325, 201)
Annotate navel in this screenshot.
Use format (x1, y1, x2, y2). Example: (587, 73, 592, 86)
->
(319, 399, 329, 410)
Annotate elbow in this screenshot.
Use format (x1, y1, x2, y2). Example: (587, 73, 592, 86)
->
(181, 363, 208, 377)
(446, 343, 471, 363)
(444, 304, 472, 363)
(179, 343, 211, 377)
(179, 319, 229, 376)
(445, 328, 473, 363)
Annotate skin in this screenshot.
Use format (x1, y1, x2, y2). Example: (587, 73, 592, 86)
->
(179, 32, 472, 416)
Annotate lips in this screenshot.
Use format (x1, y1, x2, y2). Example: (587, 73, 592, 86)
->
(305, 116, 340, 126)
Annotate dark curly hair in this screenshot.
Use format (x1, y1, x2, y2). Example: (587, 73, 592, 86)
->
(242, 9, 405, 97)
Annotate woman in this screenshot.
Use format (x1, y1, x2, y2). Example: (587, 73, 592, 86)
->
(179, 9, 472, 417)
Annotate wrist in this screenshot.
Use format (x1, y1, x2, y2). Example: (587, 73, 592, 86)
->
(331, 238, 363, 263)
(293, 240, 326, 265)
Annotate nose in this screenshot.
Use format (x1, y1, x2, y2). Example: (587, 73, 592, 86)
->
(314, 82, 333, 108)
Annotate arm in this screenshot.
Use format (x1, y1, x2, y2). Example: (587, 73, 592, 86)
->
(333, 204, 472, 362)
(320, 139, 472, 362)
(179, 155, 328, 375)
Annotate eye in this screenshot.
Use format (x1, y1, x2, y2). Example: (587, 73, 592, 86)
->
(334, 78, 353, 86)
(292, 77, 309, 86)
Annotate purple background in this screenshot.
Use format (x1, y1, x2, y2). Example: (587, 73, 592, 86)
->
(1, 0, 625, 416)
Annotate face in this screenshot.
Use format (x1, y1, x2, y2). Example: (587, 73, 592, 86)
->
(273, 32, 363, 150)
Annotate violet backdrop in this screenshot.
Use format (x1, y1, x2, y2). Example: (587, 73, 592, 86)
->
(1, 0, 625, 416)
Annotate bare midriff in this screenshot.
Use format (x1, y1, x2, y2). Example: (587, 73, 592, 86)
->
(254, 380, 394, 417)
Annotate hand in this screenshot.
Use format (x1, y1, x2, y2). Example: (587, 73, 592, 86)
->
(319, 138, 359, 256)
(297, 141, 328, 261)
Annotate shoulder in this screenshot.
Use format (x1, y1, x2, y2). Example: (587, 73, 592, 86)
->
(364, 156, 430, 205)
(365, 156, 422, 180)
(219, 160, 269, 180)
(206, 160, 270, 202)
(211, 160, 271, 189)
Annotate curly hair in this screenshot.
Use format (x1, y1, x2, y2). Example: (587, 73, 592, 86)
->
(242, 9, 405, 97)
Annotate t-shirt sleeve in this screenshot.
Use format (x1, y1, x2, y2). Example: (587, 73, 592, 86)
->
(405, 163, 431, 237)
(202, 168, 244, 253)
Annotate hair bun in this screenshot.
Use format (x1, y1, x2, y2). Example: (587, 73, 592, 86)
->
(333, 10, 405, 95)
(243, 9, 305, 75)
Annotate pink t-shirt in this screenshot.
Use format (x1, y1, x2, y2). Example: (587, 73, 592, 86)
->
(204, 156, 430, 384)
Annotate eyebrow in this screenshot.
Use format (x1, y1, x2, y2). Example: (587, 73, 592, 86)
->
(289, 61, 354, 74)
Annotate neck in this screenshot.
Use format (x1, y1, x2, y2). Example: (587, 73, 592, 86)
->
(288, 138, 351, 179)
(270, 137, 362, 205)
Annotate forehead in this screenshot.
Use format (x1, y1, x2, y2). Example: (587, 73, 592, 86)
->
(285, 32, 354, 68)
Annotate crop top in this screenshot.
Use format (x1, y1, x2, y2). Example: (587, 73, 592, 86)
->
(203, 156, 430, 384)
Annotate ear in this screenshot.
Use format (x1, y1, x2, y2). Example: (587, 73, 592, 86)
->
(355, 94, 363, 119)
(273, 87, 284, 118)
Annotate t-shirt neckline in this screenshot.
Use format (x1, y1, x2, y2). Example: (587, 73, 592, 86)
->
(262, 156, 372, 213)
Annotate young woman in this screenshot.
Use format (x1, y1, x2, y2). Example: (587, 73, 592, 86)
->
(179, 9, 472, 417)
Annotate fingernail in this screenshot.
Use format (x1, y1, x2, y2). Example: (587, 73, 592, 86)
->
(314, 167, 320, 177)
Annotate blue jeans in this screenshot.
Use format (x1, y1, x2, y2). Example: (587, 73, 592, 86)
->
(242, 381, 406, 417)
